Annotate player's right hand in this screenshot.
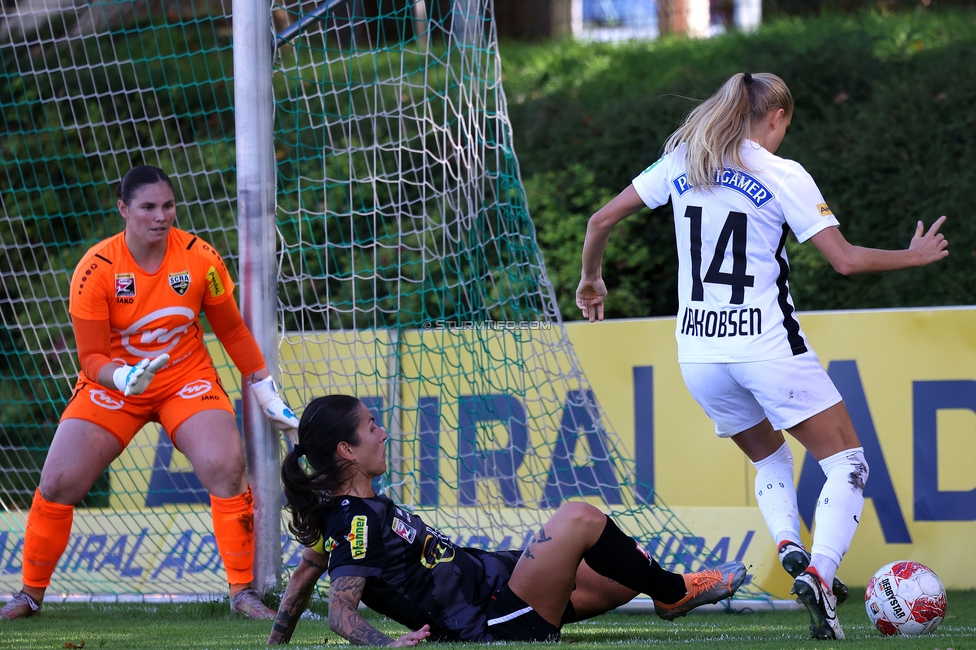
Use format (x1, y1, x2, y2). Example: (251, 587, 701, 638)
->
(576, 278, 607, 322)
(249, 376, 300, 444)
(113, 354, 171, 396)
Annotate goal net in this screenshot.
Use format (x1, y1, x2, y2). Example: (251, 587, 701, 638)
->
(0, 0, 764, 602)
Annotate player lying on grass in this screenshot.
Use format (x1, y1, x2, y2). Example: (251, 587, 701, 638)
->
(0, 165, 299, 621)
(266, 395, 747, 646)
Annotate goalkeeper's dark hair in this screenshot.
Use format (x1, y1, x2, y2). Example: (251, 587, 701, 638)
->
(281, 394, 363, 547)
(116, 165, 174, 205)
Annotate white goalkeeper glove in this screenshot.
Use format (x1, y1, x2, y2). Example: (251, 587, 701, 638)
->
(250, 375, 299, 443)
(113, 354, 171, 397)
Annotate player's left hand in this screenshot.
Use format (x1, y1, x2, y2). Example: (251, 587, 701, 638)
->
(391, 625, 430, 647)
(250, 376, 299, 444)
(908, 215, 949, 266)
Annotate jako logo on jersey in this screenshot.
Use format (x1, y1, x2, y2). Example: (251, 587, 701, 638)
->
(178, 380, 212, 399)
(347, 516, 368, 559)
(90, 389, 124, 410)
(392, 517, 417, 544)
(206, 266, 225, 298)
(117, 307, 195, 358)
(673, 169, 774, 208)
(169, 271, 191, 296)
(115, 274, 136, 297)
(817, 202, 834, 217)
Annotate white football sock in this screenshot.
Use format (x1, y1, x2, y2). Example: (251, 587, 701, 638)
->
(751, 442, 801, 547)
(810, 447, 869, 588)
(810, 553, 839, 588)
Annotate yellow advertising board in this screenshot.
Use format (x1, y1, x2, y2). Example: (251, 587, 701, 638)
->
(2, 308, 973, 599)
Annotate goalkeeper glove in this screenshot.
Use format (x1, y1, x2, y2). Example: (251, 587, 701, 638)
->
(113, 354, 171, 397)
(250, 375, 299, 443)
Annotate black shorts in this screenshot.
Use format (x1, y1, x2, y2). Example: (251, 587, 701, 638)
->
(484, 583, 561, 643)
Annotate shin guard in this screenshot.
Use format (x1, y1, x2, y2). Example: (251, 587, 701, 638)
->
(22, 489, 74, 589)
(211, 487, 255, 586)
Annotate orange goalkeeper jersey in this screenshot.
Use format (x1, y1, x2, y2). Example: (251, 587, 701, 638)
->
(69, 228, 235, 380)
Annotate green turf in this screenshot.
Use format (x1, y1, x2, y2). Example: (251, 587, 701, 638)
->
(1, 589, 973, 649)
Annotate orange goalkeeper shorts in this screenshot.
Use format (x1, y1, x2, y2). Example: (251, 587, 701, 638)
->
(60, 356, 236, 450)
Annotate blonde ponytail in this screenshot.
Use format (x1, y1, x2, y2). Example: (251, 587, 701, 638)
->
(664, 72, 794, 190)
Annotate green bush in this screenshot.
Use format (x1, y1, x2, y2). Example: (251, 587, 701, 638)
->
(505, 9, 976, 319)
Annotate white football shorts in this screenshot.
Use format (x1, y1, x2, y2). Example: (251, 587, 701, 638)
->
(679, 351, 843, 437)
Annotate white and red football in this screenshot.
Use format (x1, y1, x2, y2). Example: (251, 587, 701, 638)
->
(864, 560, 947, 636)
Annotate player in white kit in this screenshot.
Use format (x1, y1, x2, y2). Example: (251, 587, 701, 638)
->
(576, 72, 948, 640)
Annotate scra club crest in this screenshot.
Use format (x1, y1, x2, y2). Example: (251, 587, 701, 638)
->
(169, 271, 190, 296)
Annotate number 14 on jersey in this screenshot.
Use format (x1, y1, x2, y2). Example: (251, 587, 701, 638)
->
(685, 206, 756, 305)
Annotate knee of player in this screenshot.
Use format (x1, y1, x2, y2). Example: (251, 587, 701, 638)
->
(200, 457, 247, 494)
(553, 501, 607, 531)
(37, 474, 82, 506)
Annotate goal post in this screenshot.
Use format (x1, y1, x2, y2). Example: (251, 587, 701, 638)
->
(233, 0, 282, 597)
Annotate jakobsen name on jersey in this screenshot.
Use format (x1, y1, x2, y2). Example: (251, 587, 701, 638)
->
(680, 306, 762, 339)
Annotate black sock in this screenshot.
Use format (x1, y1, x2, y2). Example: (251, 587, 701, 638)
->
(582, 516, 687, 603)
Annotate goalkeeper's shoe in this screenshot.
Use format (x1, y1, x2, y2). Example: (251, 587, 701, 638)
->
(777, 540, 849, 605)
(792, 568, 844, 640)
(653, 561, 747, 621)
(230, 587, 275, 619)
(0, 591, 42, 620)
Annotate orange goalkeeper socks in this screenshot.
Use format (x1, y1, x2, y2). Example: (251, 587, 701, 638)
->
(22, 488, 74, 589)
(210, 487, 255, 586)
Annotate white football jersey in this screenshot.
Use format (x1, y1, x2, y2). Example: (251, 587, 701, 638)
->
(631, 141, 840, 363)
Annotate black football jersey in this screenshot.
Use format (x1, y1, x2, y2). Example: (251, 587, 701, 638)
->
(323, 494, 520, 641)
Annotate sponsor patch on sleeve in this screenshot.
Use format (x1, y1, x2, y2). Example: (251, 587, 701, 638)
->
(206, 266, 225, 298)
(311, 535, 337, 555)
(640, 158, 664, 175)
(392, 517, 417, 544)
(817, 202, 833, 217)
(347, 515, 368, 559)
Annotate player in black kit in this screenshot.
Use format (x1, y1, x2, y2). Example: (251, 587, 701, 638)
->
(267, 395, 747, 646)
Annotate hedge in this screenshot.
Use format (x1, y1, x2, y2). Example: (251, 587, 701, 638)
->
(504, 8, 976, 320)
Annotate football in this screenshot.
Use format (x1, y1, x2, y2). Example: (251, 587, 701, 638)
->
(864, 561, 947, 636)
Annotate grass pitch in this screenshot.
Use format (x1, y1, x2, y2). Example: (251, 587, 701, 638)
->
(1, 589, 973, 649)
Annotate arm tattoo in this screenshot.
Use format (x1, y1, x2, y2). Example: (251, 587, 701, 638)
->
(537, 527, 553, 543)
(268, 575, 317, 644)
(329, 576, 394, 646)
(268, 553, 328, 644)
(302, 555, 329, 570)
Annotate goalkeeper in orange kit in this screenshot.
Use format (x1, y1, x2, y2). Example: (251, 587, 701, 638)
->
(1, 165, 298, 620)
